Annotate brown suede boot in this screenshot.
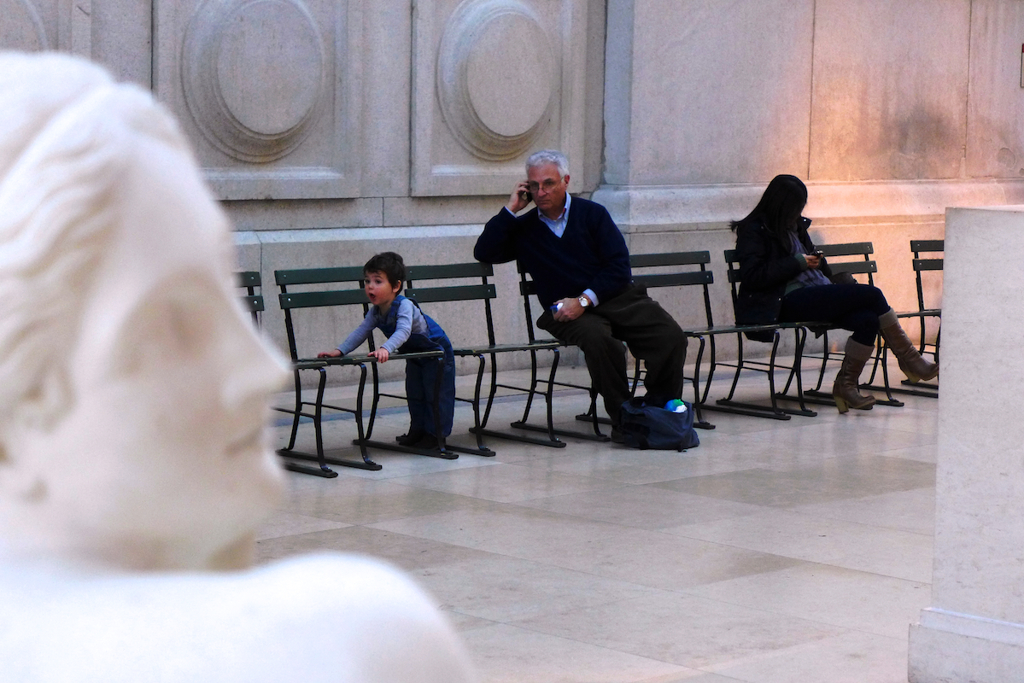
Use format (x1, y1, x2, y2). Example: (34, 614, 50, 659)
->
(832, 338, 877, 414)
(879, 308, 939, 383)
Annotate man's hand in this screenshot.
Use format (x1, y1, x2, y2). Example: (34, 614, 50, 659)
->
(553, 297, 586, 322)
(369, 348, 390, 363)
(318, 349, 342, 358)
(506, 180, 532, 214)
(803, 254, 821, 269)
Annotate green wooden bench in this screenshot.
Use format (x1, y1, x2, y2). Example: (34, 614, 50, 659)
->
(403, 262, 560, 453)
(274, 266, 450, 477)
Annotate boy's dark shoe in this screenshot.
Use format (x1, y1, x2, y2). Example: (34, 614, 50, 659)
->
(396, 428, 426, 446)
(414, 434, 439, 450)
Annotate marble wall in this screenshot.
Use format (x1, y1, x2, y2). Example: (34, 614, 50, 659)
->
(3, 0, 1024, 361)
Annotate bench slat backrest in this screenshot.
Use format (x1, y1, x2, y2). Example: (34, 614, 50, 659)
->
(816, 242, 877, 283)
(274, 267, 368, 361)
(518, 251, 717, 339)
(405, 284, 496, 305)
(280, 289, 370, 310)
(236, 271, 264, 324)
(910, 240, 943, 312)
(629, 251, 716, 328)
(404, 262, 499, 347)
(275, 266, 365, 286)
(726, 244, 878, 284)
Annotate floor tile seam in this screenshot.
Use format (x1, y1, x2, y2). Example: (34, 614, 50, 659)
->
(510, 608, 852, 674)
(489, 496, 757, 539)
(499, 499, 784, 536)
(255, 523, 354, 542)
(446, 565, 677, 603)
(283, 477, 509, 505)
(875, 449, 940, 466)
(264, 509, 363, 527)
(647, 500, 935, 540)
(760, 505, 938, 540)
(439, 609, 502, 634)
(357, 468, 530, 494)
(478, 619, 702, 673)
(640, 527, 934, 583)
(354, 529, 745, 594)
(777, 511, 937, 538)
(494, 587, 683, 628)
(599, 581, 868, 629)
(487, 460, 652, 490)
(493, 475, 654, 503)
(648, 527, 935, 575)
(671, 587, 924, 642)
(695, 628, 904, 677)
(257, 522, 521, 561)
(676, 556, 931, 591)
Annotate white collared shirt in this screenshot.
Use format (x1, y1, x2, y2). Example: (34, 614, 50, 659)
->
(537, 193, 571, 238)
(503, 193, 598, 306)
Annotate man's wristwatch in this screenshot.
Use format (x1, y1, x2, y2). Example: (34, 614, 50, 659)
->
(577, 295, 591, 309)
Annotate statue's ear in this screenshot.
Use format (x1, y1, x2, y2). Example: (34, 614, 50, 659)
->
(11, 368, 72, 433)
(0, 369, 71, 503)
(0, 440, 48, 503)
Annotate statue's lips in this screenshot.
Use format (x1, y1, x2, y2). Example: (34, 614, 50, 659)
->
(225, 426, 263, 458)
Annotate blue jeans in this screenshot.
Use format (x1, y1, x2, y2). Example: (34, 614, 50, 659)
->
(400, 328, 455, 437)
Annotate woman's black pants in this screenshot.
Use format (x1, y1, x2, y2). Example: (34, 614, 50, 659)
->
(778, 284, 889, 345)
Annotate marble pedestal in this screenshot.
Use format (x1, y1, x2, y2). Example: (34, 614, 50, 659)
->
(908, 206, 1024, 682)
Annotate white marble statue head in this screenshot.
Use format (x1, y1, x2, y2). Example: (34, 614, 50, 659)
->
(0, 52, 288, 571)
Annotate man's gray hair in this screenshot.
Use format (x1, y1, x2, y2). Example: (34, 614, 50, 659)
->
(526, 149, 569, 177)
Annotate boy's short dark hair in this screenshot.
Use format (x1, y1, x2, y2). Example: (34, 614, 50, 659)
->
(363, 252, 405, 293)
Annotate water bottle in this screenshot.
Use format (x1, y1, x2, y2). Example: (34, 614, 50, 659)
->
(665, 399, 687, 413)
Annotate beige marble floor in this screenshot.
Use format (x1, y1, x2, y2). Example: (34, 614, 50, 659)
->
(258, 364, 936, 683)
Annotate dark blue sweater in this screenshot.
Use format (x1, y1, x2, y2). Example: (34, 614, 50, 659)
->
(473, 197, 631, 309)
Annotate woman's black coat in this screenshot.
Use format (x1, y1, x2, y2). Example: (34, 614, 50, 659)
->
(732, 217, 838, 334)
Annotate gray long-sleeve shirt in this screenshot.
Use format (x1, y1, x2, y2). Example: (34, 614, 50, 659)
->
(337, 298, 430, 355)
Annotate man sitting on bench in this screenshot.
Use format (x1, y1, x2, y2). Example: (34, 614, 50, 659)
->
(474, 149, 687, 438)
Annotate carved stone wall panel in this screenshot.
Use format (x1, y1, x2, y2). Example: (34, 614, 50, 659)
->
(1, 0, 91, 54)
(154, 0, 362, 200)
(965, 0, 1024, 179)
(412, 0, 587, 196)
(1, 0, 50, 51)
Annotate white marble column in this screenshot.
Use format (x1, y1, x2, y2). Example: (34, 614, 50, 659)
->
(908, 206, 1024, 681)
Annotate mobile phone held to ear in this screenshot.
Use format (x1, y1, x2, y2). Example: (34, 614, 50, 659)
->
(520, 189, 532, 204)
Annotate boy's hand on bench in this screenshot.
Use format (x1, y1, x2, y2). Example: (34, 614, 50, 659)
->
(369, 348, 390, 363)
(317, 349, 342, 358)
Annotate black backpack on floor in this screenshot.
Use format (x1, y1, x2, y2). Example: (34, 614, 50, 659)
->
(618, 398, 700, 451)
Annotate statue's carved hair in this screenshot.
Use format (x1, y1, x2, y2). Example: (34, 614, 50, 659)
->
(0, 53, 190, 456)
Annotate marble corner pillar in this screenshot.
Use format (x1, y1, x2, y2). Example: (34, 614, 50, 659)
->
(908, 206, 1024, 682)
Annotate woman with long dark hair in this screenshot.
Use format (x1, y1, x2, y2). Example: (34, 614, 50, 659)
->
(731, 174, 938, 413)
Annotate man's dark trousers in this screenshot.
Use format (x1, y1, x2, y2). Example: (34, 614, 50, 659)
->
(537, 284, 687, 425)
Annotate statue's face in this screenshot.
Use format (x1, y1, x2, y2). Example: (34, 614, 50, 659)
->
(5, 130, 288, 570)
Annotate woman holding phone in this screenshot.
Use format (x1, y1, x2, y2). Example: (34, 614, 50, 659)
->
(731, 174, 938, 413)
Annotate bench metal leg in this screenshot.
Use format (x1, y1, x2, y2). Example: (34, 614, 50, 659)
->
(687, 335, 715, 429)
(705, 331, 816, 420)
(277, 364, 383, 475)
(446, 353, 496, 457)
(473, 348, 568, 448)
(356, 356, 459, 461)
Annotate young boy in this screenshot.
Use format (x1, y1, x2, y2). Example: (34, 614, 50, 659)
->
(319, 252, 455, 448)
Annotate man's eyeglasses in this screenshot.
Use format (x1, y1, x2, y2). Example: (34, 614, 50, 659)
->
(527, 179, 562, 194)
